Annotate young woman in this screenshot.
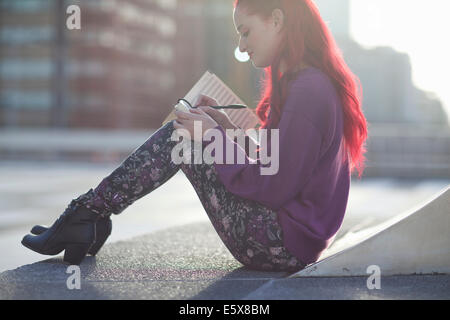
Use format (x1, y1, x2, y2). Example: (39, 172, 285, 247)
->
(22, 0, 367, 272)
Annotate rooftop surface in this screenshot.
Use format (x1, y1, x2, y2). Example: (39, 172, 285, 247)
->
(1, 222, 449, 300)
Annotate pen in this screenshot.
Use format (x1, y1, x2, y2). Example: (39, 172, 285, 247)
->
(176, 99, 247, 110)
(210, 104, 247, 110)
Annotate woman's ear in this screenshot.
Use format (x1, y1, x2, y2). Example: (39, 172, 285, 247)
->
(271, 8, 285, 32)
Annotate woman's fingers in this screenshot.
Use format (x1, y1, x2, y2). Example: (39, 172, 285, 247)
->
(172, 120, 184, 130)
(174, 110, 188, 120)
(198, 106, 226, 123)
(174, 110, 201, 121)
(193, 107, 208, 115)
(196, 106, 215, 118)
(174, 110, 211, 131)
(193, 94, 208, 107)
(194, 108, 218, 124)
(194, 94, 219, 107)
(189, 108, 202, 115)
(198, 106, 218, 115)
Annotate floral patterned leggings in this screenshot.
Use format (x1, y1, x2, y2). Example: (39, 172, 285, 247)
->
(75, 121, 306, 272)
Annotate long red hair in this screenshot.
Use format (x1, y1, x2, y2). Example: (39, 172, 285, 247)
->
(233, 0, 368, 177)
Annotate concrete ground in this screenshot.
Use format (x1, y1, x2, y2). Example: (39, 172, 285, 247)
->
(1, 161, 449, 299)
(1, 222, 449, 300)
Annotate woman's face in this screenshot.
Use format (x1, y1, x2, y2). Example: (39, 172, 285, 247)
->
(233, 6, 285, 68)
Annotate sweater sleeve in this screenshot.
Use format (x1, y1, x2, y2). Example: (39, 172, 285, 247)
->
(211, 83, 326, 210)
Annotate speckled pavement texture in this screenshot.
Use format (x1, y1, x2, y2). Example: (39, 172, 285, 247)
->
(1, 222, 449, 300)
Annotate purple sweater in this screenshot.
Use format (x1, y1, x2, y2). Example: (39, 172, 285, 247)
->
(208, 67, 350, 265)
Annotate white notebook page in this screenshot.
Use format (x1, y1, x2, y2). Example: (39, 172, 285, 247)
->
(163, 71, 260, 131)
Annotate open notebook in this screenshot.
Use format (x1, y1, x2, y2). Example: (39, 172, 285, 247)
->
(162, 71, 260, 130)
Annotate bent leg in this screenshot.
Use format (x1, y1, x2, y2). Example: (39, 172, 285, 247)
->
(181, 162, 306, 272)
(73, 121, 181, 217)
(67, 119, 305, 271)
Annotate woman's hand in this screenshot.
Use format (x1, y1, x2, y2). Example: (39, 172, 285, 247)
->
(173, 108, 218, 142)
(194, 94, 239, 130)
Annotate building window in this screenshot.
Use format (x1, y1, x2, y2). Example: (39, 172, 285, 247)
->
(1, 89, 52, 110)
(0, 59, 53, 79)
(118, 4, 176, 38)
(67, 60, 106, 77)
(0, 27, 54, 45)
(0, 0, 51, 12)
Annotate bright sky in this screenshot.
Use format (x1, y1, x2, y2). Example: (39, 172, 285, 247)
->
(350, 0, 450, 122)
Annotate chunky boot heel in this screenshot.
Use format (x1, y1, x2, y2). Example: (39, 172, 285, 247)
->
(30, 215, 112, 256)
(64, 243, 93, 265)
(88, 218, 112, 256)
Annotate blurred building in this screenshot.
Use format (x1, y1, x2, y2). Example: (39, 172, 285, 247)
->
(1, 0, 449, 178)
(1, 0, 448, 129)
(314, 0, 350, 39)
(315, 0, 448, 126)
(340, 41, 448, 125)
(0, 0, 56, 127)
(314, 0, 450, 178)
(0, 0, 208, 129)
(0, 0, 266, 130)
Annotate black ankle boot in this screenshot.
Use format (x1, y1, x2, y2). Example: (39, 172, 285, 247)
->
(30, 215, 112, 256)
(21, 201, 101, 265)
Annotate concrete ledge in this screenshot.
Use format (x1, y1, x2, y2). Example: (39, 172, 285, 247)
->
(292, 186, 450, 277)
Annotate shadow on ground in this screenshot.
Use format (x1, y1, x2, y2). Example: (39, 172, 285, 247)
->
(0, 222, 288, 299)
